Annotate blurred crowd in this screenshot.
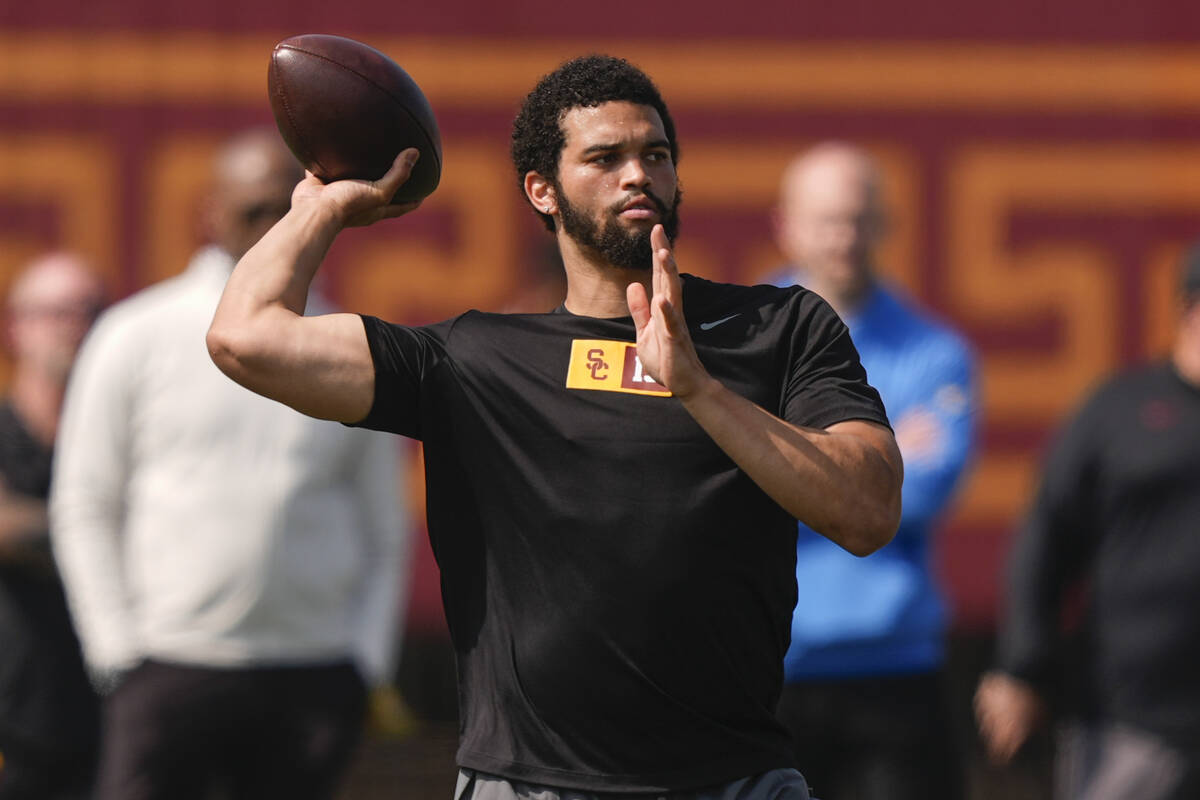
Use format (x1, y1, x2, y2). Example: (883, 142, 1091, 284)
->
(1, 130, 416, 800)
(1, 126, 1197, 800)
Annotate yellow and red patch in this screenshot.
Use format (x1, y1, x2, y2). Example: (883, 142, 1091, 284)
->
(565, 339, 672, 397)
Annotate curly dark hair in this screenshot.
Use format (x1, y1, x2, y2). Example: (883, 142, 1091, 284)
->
(511, 54, 679, 232)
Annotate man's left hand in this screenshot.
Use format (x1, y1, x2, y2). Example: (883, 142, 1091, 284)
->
(626, 225, 712, 399)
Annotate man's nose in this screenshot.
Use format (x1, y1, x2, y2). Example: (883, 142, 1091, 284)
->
(828, 221, 862, 251)
(619, 157, 651, 190)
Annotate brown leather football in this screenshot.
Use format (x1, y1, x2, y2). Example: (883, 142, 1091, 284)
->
(268, 34, 442, 204)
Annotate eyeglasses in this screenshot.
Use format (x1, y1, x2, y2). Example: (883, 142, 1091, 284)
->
(12, 301, 104, 323)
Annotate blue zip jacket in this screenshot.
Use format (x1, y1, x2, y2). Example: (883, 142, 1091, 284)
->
(770, 273, 977, 680)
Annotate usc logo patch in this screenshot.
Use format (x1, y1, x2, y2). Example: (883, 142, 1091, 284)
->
(565, 339, 672, 397)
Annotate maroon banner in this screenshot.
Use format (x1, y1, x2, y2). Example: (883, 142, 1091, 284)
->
(5, 5, 1200, 627)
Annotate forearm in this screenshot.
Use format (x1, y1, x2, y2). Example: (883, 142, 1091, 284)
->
(212, 149, 421, 348)
(208, 157, 421, 422)
(207, 203, 377, 421)
(207, 199, 343, 381)
(209, 203, 341, 356)
(212, 150, 418, 341)
(995, 517, 1073, 683)
(49, 504, 138, 671)
(680, 376, 902, 555)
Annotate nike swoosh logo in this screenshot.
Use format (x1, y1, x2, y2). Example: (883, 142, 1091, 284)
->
(699, 314, 740, 330)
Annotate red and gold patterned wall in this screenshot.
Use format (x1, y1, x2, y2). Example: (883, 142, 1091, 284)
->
(5, 1, 1200, 627)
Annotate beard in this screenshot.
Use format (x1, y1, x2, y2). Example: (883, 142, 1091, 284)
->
(556, 183, 682, 271)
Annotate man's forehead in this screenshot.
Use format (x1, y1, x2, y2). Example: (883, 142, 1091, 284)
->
(214, 143, 301, 201)
(785, 164, 880, 217)
(560, 101, 667, 147)
(9, 255, 102, 308)
(784, 151, 879, 207)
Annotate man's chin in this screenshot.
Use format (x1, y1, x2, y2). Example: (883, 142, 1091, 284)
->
(813, 261, 864, 284)
(601, 241, 654, 272)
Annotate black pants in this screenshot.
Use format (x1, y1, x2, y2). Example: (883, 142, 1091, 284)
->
(775, 671, 962, 800)
(94, 659, 367, 800)
(0, 737, 96, 800)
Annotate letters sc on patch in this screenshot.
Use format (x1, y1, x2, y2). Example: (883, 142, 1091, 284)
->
(565, 340, 672, 397)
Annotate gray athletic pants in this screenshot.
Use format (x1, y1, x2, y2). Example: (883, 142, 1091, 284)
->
(1056, 721, 1199, 800)
(454, 768, 813, 800)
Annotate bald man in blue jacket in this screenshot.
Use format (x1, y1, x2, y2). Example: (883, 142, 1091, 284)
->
(769, 143, 976, 800)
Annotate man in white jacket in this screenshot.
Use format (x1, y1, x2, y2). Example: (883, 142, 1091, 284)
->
(50, 128, 409, 800)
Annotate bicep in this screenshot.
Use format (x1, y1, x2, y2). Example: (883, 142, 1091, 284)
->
(208, 309, 375, 423)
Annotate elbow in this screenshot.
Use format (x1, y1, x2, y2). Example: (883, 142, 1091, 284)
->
(205, 320, 256, 385)
(205, 322, 236, 377)
(834, 481, 903, 558)
(841, 436, 905, 556)
(837, 509, 899, 557)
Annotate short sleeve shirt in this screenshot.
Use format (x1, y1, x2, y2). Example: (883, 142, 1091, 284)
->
(353, 275, 888, 792)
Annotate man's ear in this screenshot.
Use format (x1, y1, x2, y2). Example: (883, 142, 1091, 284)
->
(524, 171, 557, 216)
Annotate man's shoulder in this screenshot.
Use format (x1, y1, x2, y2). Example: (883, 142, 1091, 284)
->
(107, 263, 214, 322)
(681, 274, 816, 319)
(683, 273, 801, 299)
(80, 261, 226, 371)
(1089, 360, 1176, 403)
(88, 275, 191, 342)
(1052, 362, 1174, 436)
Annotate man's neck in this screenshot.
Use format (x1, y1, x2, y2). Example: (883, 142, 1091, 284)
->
(558, 235, 651, 319)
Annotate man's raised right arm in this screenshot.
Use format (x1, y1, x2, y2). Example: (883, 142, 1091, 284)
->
(206, 148, 422, 422)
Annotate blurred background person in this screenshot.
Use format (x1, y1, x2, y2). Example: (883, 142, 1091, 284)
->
(50, 128, 410, 800)
(0, 253, 105, 799)
(769, 142, 977, 800)
(975, 244, 1200, 800)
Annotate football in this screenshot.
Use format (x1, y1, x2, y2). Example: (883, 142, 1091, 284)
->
(267, 34, 442, 204)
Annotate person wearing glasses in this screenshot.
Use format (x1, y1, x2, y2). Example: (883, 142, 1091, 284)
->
(0, 252, 106, 799)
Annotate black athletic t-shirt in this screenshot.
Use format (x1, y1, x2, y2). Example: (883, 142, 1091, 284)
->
(997, 361, 1200, 750)
(354, 275, 889, 792)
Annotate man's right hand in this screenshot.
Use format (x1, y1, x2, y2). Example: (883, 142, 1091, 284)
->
(974, 670, 1046, 764)
(291, 148, 424, 229)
